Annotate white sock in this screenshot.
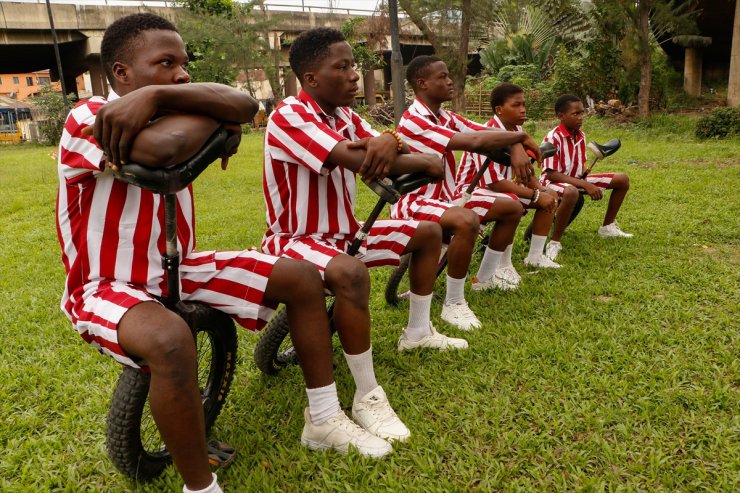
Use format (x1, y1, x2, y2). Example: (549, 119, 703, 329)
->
(306, 382, 341, 425)
(527, 235, 547, 261)
(444, 275, 466, 305)
(405, 292, 433, 341)
(184, 473, 223, 493)
(344, 347, 379, 404)
(476, 247, 503, 282)
(500, 243, 514, 268)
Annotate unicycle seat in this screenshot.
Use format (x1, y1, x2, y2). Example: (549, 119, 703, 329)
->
(587, 138, 621, 160)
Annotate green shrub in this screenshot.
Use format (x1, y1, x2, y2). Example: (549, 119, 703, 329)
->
(29, 87, 76, 145)
(694, 107, 740, 139)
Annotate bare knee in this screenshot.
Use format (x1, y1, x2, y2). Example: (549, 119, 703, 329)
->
(614, 173, 630, 190)
(138, 314, 196, 380)
(442, 207, 479, 238)
(562, 186, 579, 204)
(412, 220, 443, 248)
(496, 199, 524, 221)
(266, 257, 324, 305)
(324, 256, 369, 305)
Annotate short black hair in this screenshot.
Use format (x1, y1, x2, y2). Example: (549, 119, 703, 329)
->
(289, 28, 346, 81)
(405, 55, 443, 89)
(100, 13, 178, 85)
(555, 94, 582, 115)
(490, 82, 524, 111)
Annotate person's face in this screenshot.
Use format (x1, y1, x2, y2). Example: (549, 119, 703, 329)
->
(304, 41, 360, 110)
(112, 29, 190, 93)
(417, 61, 454, 102)
(559, 100, 585, 132)
(495, 92, 526, 127)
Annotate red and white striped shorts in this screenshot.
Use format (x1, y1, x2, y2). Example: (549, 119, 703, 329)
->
(276, 219, 420, 276)
(70, 249, 278, 368)
(543, 173, 615, 197)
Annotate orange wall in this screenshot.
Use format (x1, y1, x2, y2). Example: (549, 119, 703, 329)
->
(0, 71, 86, 101)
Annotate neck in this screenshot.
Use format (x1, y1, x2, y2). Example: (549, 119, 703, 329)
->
(499, 117, 518, 132)
(417, 93, 444, 116)
(304, 89, 338, 115)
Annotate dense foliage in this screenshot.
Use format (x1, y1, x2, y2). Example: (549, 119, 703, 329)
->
(695, 107, 740, 139)
(29, 87, 76, 145)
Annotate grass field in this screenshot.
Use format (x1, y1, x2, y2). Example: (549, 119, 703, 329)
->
(0, 115, 738, 492)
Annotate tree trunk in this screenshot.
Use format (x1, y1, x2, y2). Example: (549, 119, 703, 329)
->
(728, 0, 740, 106)
(637, 1, 652, 116)
(451, 0, 471, 113)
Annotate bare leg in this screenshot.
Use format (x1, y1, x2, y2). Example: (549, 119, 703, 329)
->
(324, 254, 371, 355)
(551, 186, 579, 242)
(403, 221, 443, 295)
(437, 207, 479, 279)
(531, 207, 556, 237)
(482, 199, 523, 250)
(118, 302, 212, 491)
(264, 258, 334, 388)
(603, 173, 630, 226)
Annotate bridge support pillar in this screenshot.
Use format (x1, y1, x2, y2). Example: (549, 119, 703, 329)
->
(87, 55, 108, 97)
(683, 47, 702, 96)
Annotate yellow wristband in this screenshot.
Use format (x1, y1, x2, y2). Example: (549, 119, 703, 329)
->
(382, 128, 403, 152)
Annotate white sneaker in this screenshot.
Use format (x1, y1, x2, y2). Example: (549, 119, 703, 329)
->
(352, 386, 410, 442)
(496, 265, 521, 285)
(441, 301, 481, 330)
(301, 408, 392, 458)
(598, 222, 633, 238)
(524, 255, 561, 268)
(471, 274, 517, 292)
(545, 241, 562, 261)
(398, 323, 469, 351)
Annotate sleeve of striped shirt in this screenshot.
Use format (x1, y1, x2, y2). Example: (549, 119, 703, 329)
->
(266, 102, 346, 175)
(58, 99, 106, 183)
(451, 113, 489, 133)
(541, 130, 562, 173)
(397, 114, 456, 156)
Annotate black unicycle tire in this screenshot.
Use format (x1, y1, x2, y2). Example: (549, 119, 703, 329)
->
(106, 305, 237, 482)
(253, 307, 295, 376)
(384, 254, 411, 306)
(568, 194, 586, 225)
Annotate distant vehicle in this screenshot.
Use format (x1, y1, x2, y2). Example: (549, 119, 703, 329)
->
(0, 106, 32, 144)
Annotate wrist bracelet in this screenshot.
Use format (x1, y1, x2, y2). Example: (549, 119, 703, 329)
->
(382, 128, 404, 152)
(532, 189, 540, 204)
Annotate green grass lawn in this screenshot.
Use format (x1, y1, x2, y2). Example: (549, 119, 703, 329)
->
(0, 115, 738, 492)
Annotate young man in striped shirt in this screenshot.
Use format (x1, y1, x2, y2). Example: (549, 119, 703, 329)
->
(456, 83, 561, 268)
(56, 15, 393, 493)
(263, 27, 470, 456)
(393, 56, 542, 320)
(540, 94, 633, 261)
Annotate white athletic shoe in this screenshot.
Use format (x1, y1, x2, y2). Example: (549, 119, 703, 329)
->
(352, 386, 410, 442)
(441, 300, 481, 330)
(598, 222, 633, 238)
(471, 274, 517, 292)
(398, 323, 469, 352)
(496, 265, 522, 285)
(524, 255, 562, 269)
(301, 408, 392, 458)
(545, 241, 562, 261)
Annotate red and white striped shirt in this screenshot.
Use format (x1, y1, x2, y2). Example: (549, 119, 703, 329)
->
(56, 93, 196, 322)
(541, 123, 587, 178)
(455, 115, 521, 195)
(394, 99, 488, 209)
(261, 90, 379, 255)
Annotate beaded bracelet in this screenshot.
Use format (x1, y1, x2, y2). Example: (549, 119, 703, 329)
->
(531, 188, 540, 204)
(382, 128, 404, 152)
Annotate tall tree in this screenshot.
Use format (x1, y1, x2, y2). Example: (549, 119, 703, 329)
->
(398, 0, 473, 112)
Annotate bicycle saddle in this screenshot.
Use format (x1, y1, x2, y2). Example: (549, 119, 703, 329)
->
(113, 127, 239, 194)
(587, 138, 621, 159)
(364, 172, 431, 205)
(485, 141, 557, 166)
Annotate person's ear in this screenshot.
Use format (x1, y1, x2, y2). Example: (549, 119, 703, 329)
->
(303, 71, 318, 88)
(494, 105, 503, 115)
(111, 62, 129, 85)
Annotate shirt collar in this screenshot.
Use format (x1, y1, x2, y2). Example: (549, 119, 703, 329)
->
(297, 89, 350, 131)
(411, 98, 449, 125)
(557, 122, 583, 141)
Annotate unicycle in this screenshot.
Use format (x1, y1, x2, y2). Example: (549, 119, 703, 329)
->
(105, 127, 240, 481)
(384, 142, 557, 306)
(253, 172, 432, 376)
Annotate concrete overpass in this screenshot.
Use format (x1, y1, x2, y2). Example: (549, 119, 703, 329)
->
(0, 0, 430, 99)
